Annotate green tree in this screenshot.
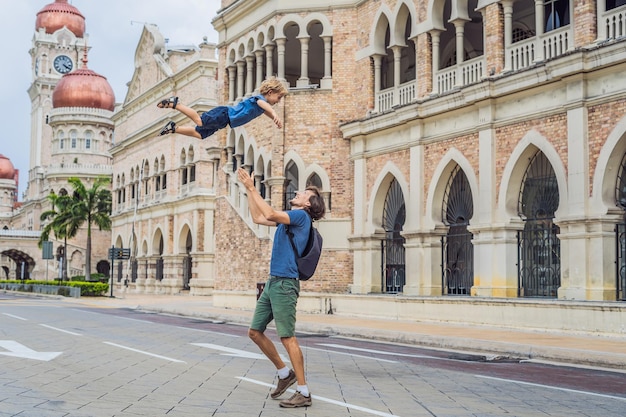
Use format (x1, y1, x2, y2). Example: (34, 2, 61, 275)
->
(39, 190, 76, 280)
(40, 177, 112, 281)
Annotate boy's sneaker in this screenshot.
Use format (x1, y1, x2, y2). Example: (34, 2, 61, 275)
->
(279, 391, 312, 408)
(270, 370, 296, 399)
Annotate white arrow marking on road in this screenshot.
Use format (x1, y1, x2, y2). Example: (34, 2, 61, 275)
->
(191, 343, 288, 361)
(0, 340, 62, 361)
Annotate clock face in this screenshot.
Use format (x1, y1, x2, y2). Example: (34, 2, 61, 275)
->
(54, 55, 73, 74)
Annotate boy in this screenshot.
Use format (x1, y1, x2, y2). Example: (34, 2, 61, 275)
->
(157, 77, 287, 139)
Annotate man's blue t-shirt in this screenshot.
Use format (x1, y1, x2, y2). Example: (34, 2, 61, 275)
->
(270, 210, 310, 279)
(228, 95, 266, 127)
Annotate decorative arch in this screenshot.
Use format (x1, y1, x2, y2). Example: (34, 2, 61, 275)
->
(371, 8, 393, 54)
(368, 162, 410, 234)
(274, 14, 305, 39)
(592, 114, 626, 213)
(425, 148, 478, 229)
(151, 228, 165, 256)
(303, 163, 331, 191)
(177, 223, 193, 254)
(498, 129, 568, 221)
(304, 13, 333, 37)
(283, 150, 307, 189)
(393, 1, 418, 45)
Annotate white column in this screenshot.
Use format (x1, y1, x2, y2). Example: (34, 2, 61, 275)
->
(228, 66, 236, 103)
(254, 50, 264, 89)
(245, 56, 254, 96)
(453, 20, 466, 87)
(264, 44, 274, 78)
(276, 38, 286, 81)
(430, 30, 441, 94)
(297, 36, 310, 87)
(534, 0, 545, 61)
(503, 0, 513, 71)
(321, 36, 332, 89)
(236, 61, 245, 100)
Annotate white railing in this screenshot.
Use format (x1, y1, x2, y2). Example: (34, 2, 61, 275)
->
(376, 80, 417, 113)
(398, 81, 416, 106)
(460, 56, 485, 86)
(510, 37, 536, 72)
(437, 65, 457, 94)
(507, 26, 572, 71)
(47, 163, 112, 176)
(0, 230, 41, 238)
(377, 88, 394, 112)
(542, 26, 570, 60)
(603, 7, 626, 40)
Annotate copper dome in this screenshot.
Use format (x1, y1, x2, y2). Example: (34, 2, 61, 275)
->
(0, 154, 16, 180)
(36, 0, 85, 37)
(52, 62, 116, 111)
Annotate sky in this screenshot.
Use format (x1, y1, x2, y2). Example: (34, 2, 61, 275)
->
(1, 0, 222, 199)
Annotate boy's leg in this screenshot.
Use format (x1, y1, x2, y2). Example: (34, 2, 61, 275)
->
(174, 125, 202, 139)
(172, 103, 203, 126)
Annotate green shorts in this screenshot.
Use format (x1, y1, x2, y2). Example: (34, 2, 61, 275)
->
(250, 276, 300, 338)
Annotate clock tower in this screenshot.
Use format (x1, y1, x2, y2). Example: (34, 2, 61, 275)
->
(26, 0, 87, 201)
(6, 0, 116, 280)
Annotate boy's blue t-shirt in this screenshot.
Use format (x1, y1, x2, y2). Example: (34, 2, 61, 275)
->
(228, 95, 266, 127)
(270, 210, 311, 279)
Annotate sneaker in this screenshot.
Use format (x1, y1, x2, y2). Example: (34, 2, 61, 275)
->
(270, 369, 296, 399)
(279, 391, 312, 408)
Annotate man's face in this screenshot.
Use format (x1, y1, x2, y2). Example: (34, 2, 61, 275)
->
(290, 190, 313, 208)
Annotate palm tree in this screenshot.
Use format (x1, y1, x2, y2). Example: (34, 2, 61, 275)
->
(39, 177, 112, 281)
(65, 177, 112, 281)
(39, 190, 76, 280)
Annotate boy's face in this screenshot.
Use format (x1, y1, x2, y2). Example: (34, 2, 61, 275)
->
(266, 91, 284, 105)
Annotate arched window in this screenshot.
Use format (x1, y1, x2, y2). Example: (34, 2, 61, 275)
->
(284, 161, 299, 209)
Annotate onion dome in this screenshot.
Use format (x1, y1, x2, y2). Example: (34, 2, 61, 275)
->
(36, 0, 85, 38)
(52, 53, 116, 111)
(0, 154, 15, 180)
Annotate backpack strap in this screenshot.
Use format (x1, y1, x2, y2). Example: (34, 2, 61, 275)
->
(285, 212, 312, 258)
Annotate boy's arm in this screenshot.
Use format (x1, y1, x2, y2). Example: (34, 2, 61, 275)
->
(237, 168, 290, 226)
(257, 100, 283, 128)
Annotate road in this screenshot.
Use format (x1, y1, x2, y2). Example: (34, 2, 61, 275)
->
(0, 293, 625, 416)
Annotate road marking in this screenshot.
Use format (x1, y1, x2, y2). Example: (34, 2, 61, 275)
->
(103, 342, 186, 363)
(39, 324, 82, 336)
(317, 343, 439, 359)
(2, 313, 27, 320)
(306, 346, 398, 363)
(238, 377, 401, 417)
(191, 343, 285, 361)
(476, 375, 626, 401)
(175, 326, 239, 337)
(0, 340, 62, 361)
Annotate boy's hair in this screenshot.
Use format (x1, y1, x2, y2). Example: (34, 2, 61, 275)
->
(259, 77, 288, 97)
(305, 186, 326, 221)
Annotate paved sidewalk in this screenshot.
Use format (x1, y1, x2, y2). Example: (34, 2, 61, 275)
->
(50, 292, 626, 370)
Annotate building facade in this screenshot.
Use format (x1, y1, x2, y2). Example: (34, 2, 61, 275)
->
(206, 0, 626, 306)
(109, 25, 220, 295)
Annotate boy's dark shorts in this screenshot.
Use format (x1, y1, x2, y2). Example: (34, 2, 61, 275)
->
(196, 106, 230, 139)
(250, 276, 300, 338)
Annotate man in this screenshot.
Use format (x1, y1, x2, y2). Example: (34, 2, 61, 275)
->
(236, 167, 325, 408)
